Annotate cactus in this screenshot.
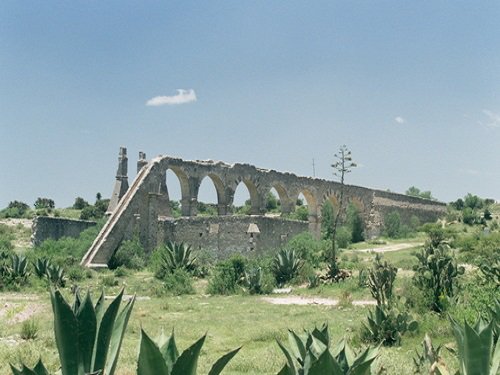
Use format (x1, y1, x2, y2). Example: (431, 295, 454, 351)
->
(362, 305, 418, 346)
(480, 259, 500, 289)
(367, 254, 397, 307)
(137, 328, 240, 375)
(272, 249, 302, 287)
(413, 240, 464, 312)
(276, 323, 379, 374)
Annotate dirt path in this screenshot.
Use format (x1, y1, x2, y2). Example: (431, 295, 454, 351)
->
(261, 295, 376, 306)
(356, 242, 423, 253)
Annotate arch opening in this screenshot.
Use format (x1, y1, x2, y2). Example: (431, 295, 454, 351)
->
(165, 167, 189, 217)
(232, 179, 258, 215)
(197, 174, 224, 216)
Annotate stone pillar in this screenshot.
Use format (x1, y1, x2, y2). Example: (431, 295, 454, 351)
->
(106, 147, 129, 214)
(137, 151, 148, 173)
(308, 214, 321, 240)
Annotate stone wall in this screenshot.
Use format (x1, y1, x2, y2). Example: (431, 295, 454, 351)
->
(158, 215, 309, 259)
(32, 216, 96, 246)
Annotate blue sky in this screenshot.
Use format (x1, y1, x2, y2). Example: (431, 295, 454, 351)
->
(1, 1, 500, 208)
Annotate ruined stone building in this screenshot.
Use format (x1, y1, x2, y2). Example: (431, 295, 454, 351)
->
(80, 148, 446, 267)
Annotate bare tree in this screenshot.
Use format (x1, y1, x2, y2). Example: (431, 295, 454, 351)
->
(327, 145, 357, 280)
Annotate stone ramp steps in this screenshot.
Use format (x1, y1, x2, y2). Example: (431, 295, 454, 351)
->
(80, 161, 154, 267)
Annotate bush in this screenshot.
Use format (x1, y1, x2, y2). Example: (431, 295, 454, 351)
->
(34, 197, 55, 211)
(108, 237, 146, 270)
(336, 225, 352, 249)
(20, 318, 39, 340)
(0, 201, 31, 218)
(34, 222, 103, 266)
(285, 232, 325, 266)
(0, 224, 14, 251)
(67, 266, 85, 282)
(384, 211, 402, 238)
(207, 255, 247, 295)
(163, 268, 195, 295)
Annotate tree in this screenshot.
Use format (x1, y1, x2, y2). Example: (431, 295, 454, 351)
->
(34, 197, 55, 210)
(327, 145, 357, 280)
(73, 197, 89, 210)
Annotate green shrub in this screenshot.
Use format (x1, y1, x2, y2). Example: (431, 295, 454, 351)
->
(67, 265, 85, 282)
(114, 266, 128, 277)
(285, 232, 325, 266)
(0, 224, 15, 251)
(102, 274, 118, 287)
(0, 201, 31, 218)
(20, 318, 39, 340)
(206, 255, 247, 295)
(34, 223, 102, 266)
(108, 237, 146, 270)
(163, 268, 195, 295)
(450, 273, 498, 324)
(336, 225, 352, 249)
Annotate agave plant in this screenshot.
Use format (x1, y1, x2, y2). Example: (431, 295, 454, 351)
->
(10, 359, 49, 375)
(137, 328, 240, 375)
(276, 323, 379, 375)
(362, 305, 418, 347)
(34, 258, 51, 278)
(449, 316, 500, 375)
(10, 288, 135, 375)
(45, 264, 66, 287)
(244, 266, 263, 294)
(159, 241, 197, 275)
(272, 249, 302, 287)
(11, 254, 30, 278)
(412, 334, 449, 374)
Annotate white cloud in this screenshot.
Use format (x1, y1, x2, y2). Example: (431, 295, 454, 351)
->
(146, 89, 197, 106)
(481, 109, 500, 128)
(394, 116, 406, 124)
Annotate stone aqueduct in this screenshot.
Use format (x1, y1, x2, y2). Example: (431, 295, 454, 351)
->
(81, 148, 446, 267)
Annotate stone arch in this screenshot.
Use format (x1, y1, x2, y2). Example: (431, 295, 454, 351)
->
(197, 173, 228, 215)
(165, 166, 191, 216)
(231, 178, 260, 215)
(270, 182, 293, 214)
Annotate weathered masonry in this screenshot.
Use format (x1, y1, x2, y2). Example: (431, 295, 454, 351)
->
(81, 148, 446, 267)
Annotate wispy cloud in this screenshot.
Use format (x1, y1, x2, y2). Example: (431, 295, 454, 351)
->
(481, 109, 500, 128)
(146, 89, 197, 106)
(394, 116, 406, 124)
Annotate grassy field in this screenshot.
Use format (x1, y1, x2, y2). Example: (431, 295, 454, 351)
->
(2, 214, 497, 374)
(0, 264, 459, 375)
